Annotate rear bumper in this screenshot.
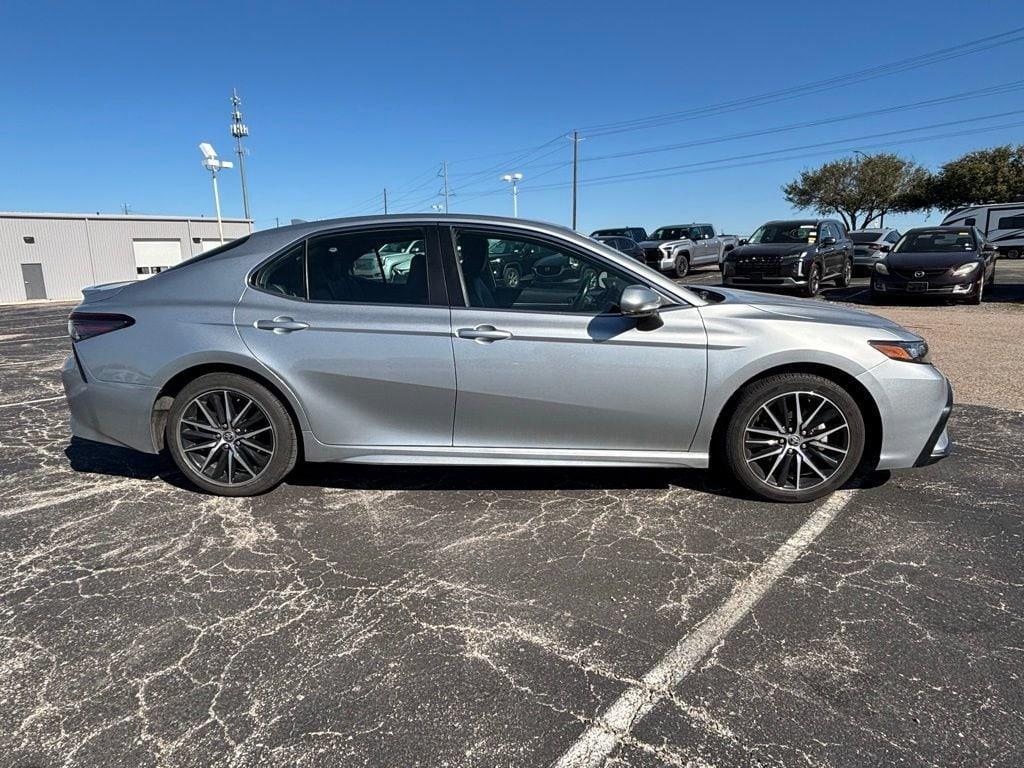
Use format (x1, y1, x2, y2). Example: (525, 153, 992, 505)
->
(61, 354, 159, 454)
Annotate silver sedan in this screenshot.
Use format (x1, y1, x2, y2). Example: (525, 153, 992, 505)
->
(62, 214, 952, 502)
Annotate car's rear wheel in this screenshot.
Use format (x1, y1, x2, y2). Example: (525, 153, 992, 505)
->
(674, 253, 690, 278)
(724, 373, 865, 503)
(167, 373, 297, 496)
(835, 257, 852, 288)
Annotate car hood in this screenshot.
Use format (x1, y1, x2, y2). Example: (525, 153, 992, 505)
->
(729, 243, 808, 258)
(638, 238, 689, 249)
(885, 250, 980, 269)
(702, 286, 910, 334)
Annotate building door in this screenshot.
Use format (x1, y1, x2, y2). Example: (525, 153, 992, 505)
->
(132, 239, 183, 279)
(21, 263, 46, 300)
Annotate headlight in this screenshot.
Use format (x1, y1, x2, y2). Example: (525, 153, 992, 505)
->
(874, 262, 889, 275)
(868, 339, 931, 364)
(952, 262, 978, 277)
(781, 250, 807, 261)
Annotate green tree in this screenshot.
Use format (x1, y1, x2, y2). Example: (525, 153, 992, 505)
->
(782, 153, 931, 230)
(928, 144, 1024, 209)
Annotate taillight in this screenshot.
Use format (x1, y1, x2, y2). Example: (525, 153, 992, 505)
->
(68, 312, 135, 342)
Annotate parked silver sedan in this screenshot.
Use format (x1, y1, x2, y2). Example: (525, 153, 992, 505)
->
(62, 215, 952, 502)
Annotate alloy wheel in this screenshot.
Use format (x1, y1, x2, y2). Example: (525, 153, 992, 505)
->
(502, 264, 521, 288)
(177, 389, 276, 486)
(743, 391, 850, 491)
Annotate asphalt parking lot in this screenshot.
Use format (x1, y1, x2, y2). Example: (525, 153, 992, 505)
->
(1, 273, 1022, 767)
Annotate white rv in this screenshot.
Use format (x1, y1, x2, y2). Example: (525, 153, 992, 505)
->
(941, 202, 1024, 258)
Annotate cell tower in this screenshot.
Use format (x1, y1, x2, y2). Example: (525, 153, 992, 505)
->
(230, 88, 251, 220)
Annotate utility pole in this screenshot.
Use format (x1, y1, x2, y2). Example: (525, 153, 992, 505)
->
(441, 161, 450, 213)
(570, 130, 581, 230)
(383, 187, 388, 214)
(230, 88, 251, 220)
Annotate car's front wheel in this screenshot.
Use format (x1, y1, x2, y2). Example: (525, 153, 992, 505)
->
(800, 264, 821, 297)
(674, 253, 690, 278)
(167, 372, 298, 496)
(724, 373, 866, 503)
(502, 263, 521, 288)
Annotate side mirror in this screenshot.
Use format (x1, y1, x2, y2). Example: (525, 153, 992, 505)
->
(739, 238, 749, 246)
(879, 244, 891, 253)
(619, 285, 661, 318)
(821, 236, 837, 246)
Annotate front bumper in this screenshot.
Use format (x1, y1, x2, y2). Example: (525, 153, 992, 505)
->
(914, 378, 953, 466)
(872, 274, 976, 296)
(722, 259, 808, 288)
(61, 354, 160, 454)
(856, 360, 953, 470)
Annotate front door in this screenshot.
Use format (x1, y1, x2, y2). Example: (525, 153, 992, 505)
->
(21, 263, 46, 300)
(235, 225, 457, 447)
(445, 226, 707, 452)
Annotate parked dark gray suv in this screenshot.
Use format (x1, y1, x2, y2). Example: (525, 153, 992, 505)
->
(722, 219, 854, 297)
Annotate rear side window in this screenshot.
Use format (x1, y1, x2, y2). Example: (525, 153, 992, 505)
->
(306, 228, 429, 305)
(254, 243, 306, 298)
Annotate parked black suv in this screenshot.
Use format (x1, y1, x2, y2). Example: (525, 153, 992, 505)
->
(590, 227, 649, 244)
(721, 219, 853, 297)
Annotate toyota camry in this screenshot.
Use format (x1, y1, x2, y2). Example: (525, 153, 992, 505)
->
(62, 215, 952, 502)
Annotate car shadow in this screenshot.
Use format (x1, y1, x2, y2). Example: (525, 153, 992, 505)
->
(66, 439, 888, 502)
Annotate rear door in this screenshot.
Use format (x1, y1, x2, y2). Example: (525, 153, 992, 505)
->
(235, 225, 457, 447)
(442, 225, 707, 452)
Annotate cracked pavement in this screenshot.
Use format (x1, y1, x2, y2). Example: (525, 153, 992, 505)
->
(1, 301, 1022, 767)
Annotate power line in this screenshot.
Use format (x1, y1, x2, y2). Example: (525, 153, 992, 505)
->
(458, 113, 1024, 201)
(580, 27, 1024, 137)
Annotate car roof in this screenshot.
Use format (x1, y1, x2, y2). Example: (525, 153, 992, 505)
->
(903, 225, 979, 234)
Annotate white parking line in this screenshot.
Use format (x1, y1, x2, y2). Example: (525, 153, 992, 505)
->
(0, 395, 65, 409)
(554, 488, 857, 768)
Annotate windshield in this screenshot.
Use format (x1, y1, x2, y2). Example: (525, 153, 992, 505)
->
(749, 223, 817, 244)
(651, 227, 691, 241)
(893, 230, 977, 253)
(850, 232, 884, 244)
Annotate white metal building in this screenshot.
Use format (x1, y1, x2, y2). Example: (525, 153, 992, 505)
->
(0, 212, 253, 304)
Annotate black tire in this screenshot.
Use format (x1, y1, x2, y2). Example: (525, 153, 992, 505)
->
(674, 253, 690, 279)
(835, 257, 853, 288)
(502, 263, 521, 288)
(800, 264, 821, 297)
(166, 372, 298, 496)
(966, 275, 984, 305)
(724, 373, 866, 503)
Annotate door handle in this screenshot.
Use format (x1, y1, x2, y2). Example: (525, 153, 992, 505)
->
(254, 316, 309, 333)
(457, 324, 512, 342)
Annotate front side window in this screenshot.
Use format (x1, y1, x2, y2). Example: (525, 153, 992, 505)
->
(307, 228, 429, 304)
(455, 230, 638, 315)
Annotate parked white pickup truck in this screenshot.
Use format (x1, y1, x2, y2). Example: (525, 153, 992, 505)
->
(637, 224, 739, 277)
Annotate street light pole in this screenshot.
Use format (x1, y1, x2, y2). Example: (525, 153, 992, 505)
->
(199, 142, 233, 244)
(502, 173, 523, 217)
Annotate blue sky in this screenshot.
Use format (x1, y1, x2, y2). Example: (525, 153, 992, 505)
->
(2, 0, 1023, 235)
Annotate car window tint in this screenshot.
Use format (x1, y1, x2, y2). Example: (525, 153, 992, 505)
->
(306, 228, 429, 304)
(455, 230, 636, 315)
(254, 243, 306, 298)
